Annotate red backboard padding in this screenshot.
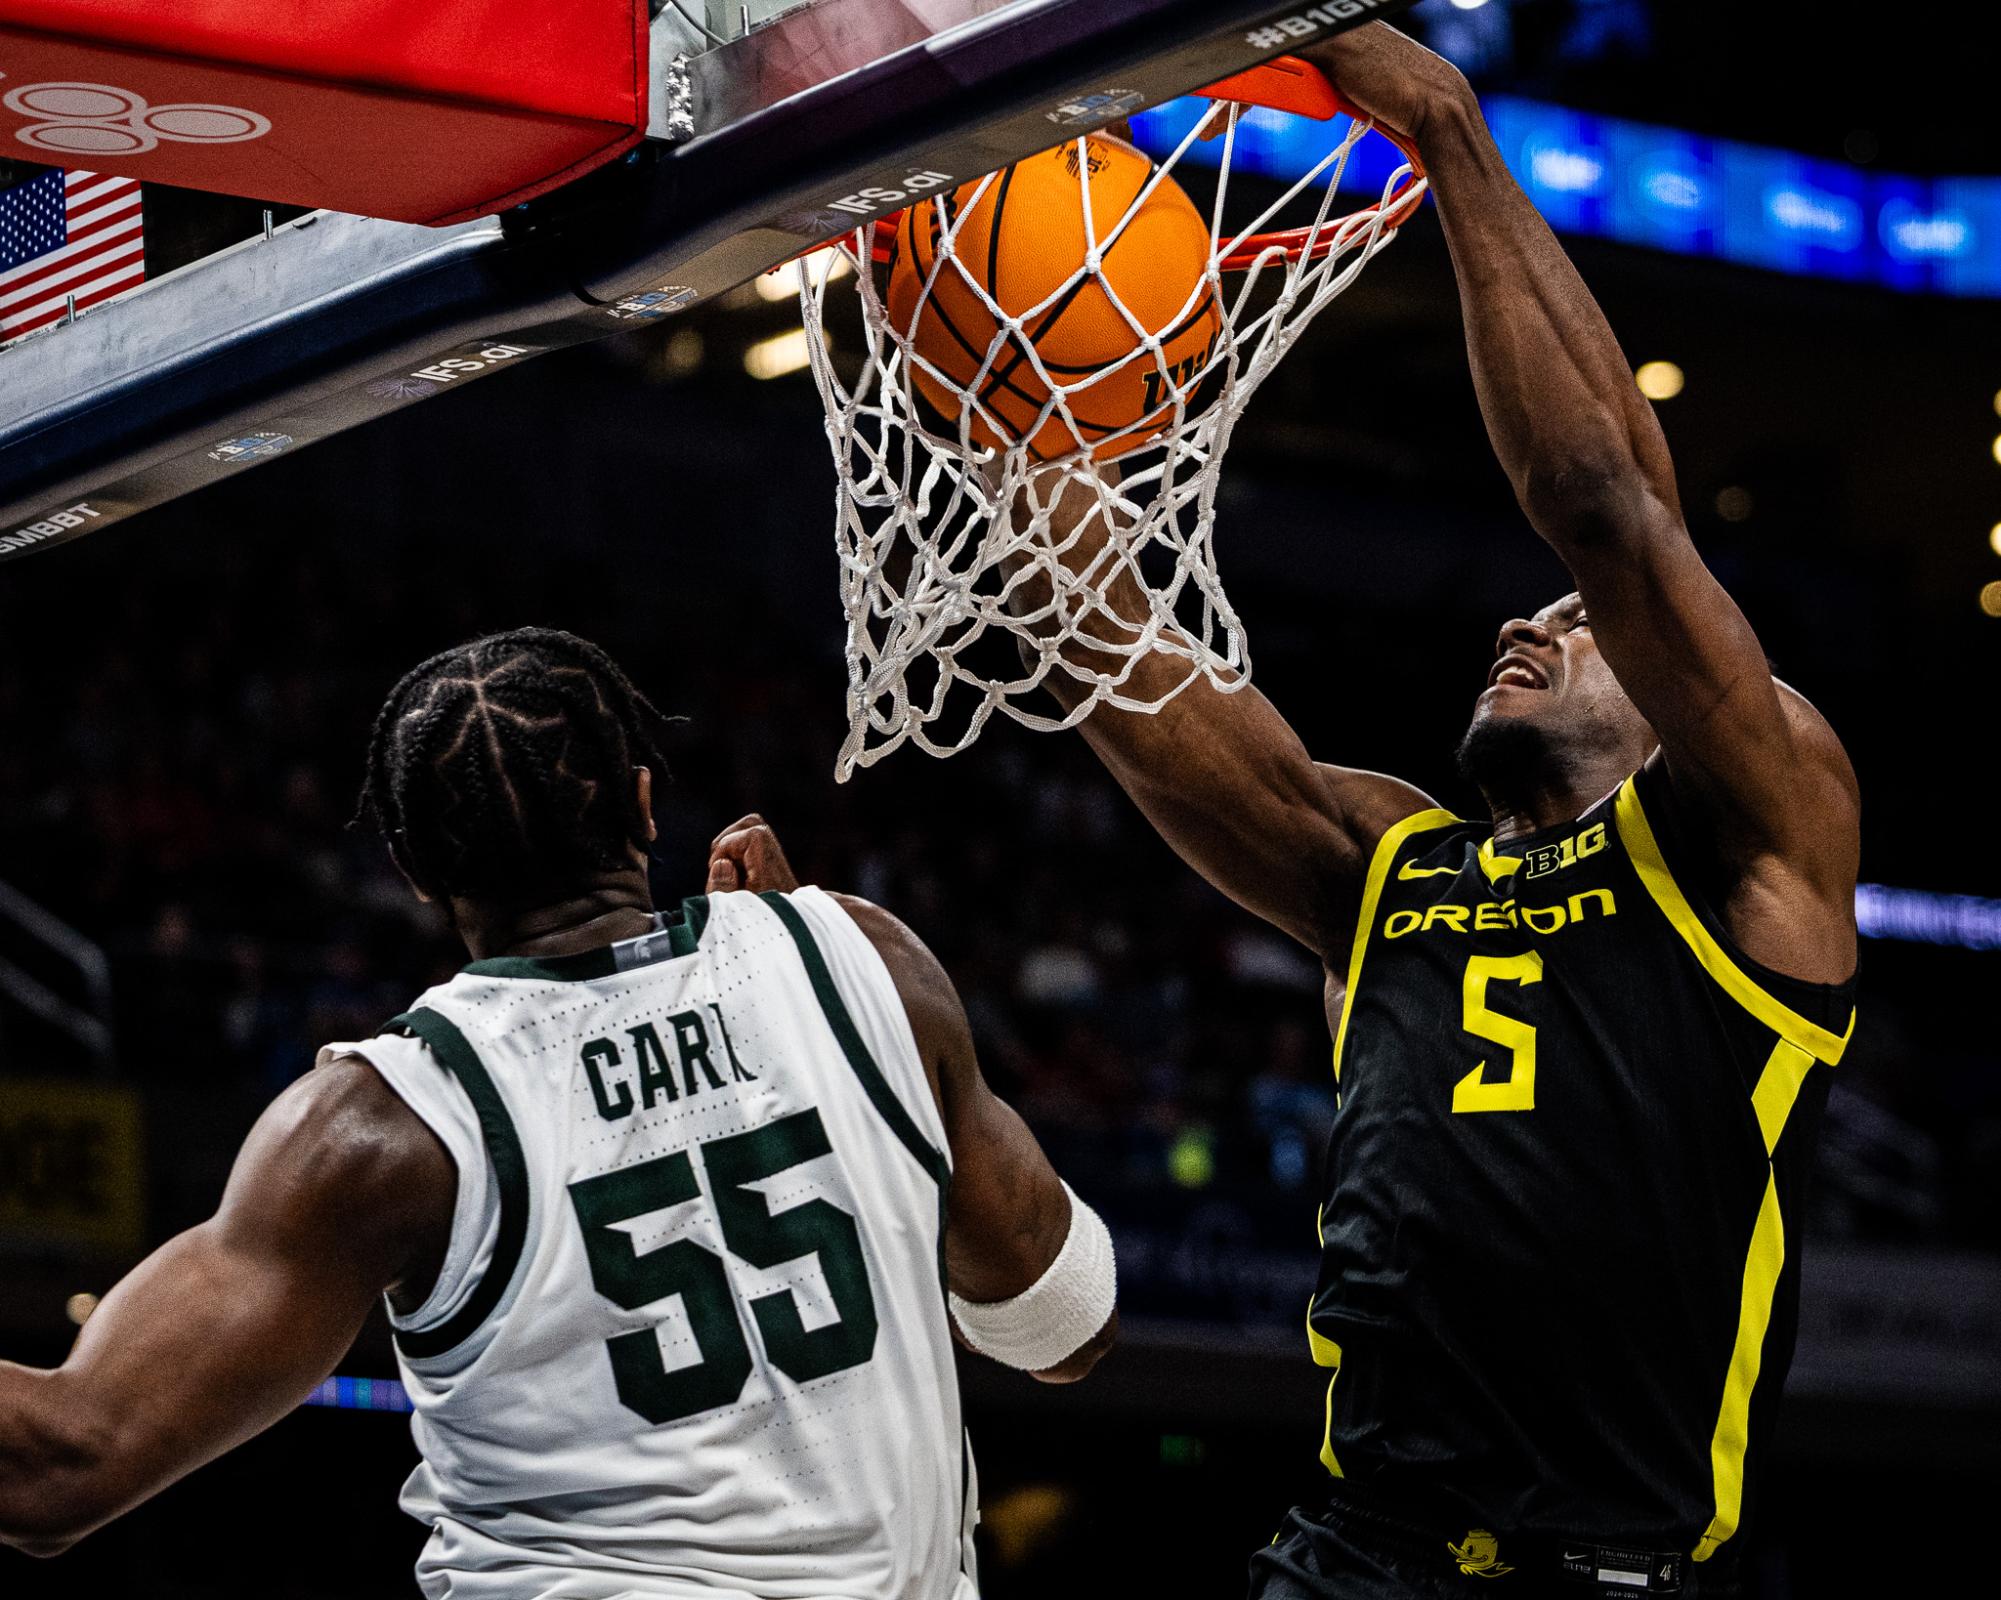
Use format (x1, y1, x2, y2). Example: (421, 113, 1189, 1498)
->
(0, 2, 649, 224)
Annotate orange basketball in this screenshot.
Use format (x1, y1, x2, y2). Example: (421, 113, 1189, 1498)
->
(887, 135, 1224, 463)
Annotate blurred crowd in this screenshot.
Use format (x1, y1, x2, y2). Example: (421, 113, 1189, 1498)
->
(0, 523, 1343, 1292)
(0, 478, 1994, 1305)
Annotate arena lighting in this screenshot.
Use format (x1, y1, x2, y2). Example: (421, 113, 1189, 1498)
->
(754, 252, 852, 303)
(1992, 389, 2001, 417)
(743, 328, 815, 380)
(1635, 360, 1684, 400)
(1855, 884, 2001, 950)
(1134, 95, 2001, 297)
(1993, 435, 2001, 466)
(1980, 580, 2001, 618)
(302, 1376, 415, 1413)
(64, 1293, 99, 1326)
(1716, 486, 1754, 523)
(652, 328, 707, 382)
(1989, 522, 2001, 557)
(1448, 0, 1491, 8)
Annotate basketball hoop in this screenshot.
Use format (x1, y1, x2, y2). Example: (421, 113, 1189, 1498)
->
(800, 57, 1427, 780)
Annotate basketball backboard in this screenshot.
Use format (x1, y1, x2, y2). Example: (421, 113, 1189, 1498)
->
(0, 0, 1414, 563)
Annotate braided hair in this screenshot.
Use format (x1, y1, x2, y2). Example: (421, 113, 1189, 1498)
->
(356, 628, 670, 904)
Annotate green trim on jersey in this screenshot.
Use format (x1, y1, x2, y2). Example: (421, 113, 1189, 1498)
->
(463, 897, 711, 982)
(387, 1007, 533, 1362)
(760, 900, 956, 1288)
(760, 893, 951, 1293)
(760, 892, 950, 1192)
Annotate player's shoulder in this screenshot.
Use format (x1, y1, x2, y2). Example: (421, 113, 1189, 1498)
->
(812, 892, 945, 994)
(817, 889, 906, 941)
(1773, 678, 1860, 805)
(747, 888, 951, 1015)
(1312, 764, 1466, 865)
(252, 1049, 456, 1233)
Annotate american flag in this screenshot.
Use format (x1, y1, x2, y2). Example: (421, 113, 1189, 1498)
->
(1, 168, 146, 347)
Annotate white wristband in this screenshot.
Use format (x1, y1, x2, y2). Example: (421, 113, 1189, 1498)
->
(949, 1182, 1116, 1373)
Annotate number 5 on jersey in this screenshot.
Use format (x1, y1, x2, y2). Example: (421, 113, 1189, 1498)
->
(1453, 951, 1543, 1113)
(567, 1106, 879, 1425)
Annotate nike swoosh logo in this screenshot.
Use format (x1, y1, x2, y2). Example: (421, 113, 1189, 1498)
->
(1563, 1551, 1591, 1563)
(1397, 861, 1458, 880)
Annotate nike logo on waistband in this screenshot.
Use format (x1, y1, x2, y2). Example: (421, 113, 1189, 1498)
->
(1397, 860, 1459, 880)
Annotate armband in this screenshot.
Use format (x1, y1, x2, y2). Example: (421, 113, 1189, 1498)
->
(949, 1183, 1115, 1372)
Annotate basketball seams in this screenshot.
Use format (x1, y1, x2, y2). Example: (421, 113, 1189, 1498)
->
(1034, 295, 1223, 378)
(981, 139, 1166, 458)
(894, 212, 1078, 440)
(984, 166, 1015, 303)
(977, 159, 1104, 439)
(890, 135, 1222, 462)
(986, 140, 1150, 388)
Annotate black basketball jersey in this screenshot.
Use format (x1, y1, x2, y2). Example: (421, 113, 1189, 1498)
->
(1307, 761, 1855, 1566)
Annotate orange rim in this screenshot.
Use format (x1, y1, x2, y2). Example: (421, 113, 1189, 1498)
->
(1196, 55, 1427, 269)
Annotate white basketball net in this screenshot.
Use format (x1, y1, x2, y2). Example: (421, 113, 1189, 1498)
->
(801, 98, 1424, 780)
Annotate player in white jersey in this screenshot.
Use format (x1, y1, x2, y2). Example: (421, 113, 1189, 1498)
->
(0, 627, 1118, 1597)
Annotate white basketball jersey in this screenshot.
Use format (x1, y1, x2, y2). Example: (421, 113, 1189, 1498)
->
(327, 888, 978, 1600)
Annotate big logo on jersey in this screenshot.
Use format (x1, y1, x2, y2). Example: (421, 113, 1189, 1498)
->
(0, 73, 271, 157)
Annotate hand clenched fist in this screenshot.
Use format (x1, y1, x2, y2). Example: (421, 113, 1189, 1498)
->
(706, 814, 801, 895)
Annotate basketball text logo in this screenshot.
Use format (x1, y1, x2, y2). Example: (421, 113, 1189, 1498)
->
(0, 72, 271, 158)
(1140, 341, 1219, 413)
(1062, 140, 1116, 181)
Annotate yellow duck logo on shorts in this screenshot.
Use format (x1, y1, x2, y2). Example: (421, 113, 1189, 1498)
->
(1447, 1528, 1514, 1578)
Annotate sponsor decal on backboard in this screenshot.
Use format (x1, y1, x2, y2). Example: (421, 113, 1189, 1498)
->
(404, 343, 532, 386)
(207, 431, 293, 464)
(775, 169, 956, 238)
(0, 502, 101, 555)
(1046, 90, 1147, 128)
(1246, 0, 1401, 53)
(606, 287, 699, 322)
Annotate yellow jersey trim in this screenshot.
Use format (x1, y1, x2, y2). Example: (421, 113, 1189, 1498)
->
(1317, 806, 1456, 1481)
(1751, 1039, 1818, 1157)
(1307, 1304, 1346, 1478)
(1331, 807, 1463, 1084)
(1612, 777, 1854, 1064)
(1694, 1168, 1786, 1561)
(1476, 836, 1523, 882)
(1696, 1036, 1824, 1561)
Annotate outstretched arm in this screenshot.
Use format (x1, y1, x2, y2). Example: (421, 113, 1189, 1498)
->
(0, 1061, 453, 1556)
(830, 895, 1116, 1383)
(1016, 476, 1433, 963)
(1305, 27, 1858, 970)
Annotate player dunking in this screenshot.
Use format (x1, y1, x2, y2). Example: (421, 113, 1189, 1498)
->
(1018, 23, 1856, 1600)
(0, 628, 1118, 1597)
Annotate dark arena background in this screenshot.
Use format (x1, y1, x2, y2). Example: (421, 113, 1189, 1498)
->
(3, 3, 1997, 1595)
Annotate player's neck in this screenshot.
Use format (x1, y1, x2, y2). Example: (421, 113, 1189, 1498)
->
(453, 869, 657, 961)
(1481, 757, 1626, 846)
